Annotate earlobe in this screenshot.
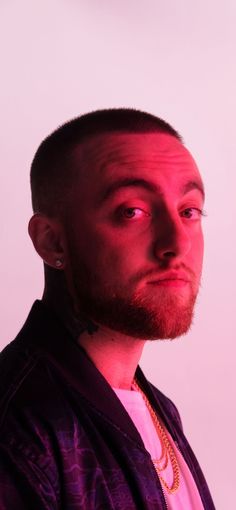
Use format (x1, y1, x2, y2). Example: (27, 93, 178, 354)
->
(28, 213, 65, 269)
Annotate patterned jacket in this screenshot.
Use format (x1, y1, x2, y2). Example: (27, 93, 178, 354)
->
(0, 300, 215, 509)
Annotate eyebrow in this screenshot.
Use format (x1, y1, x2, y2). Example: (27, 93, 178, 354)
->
(99, 177, 205, 204)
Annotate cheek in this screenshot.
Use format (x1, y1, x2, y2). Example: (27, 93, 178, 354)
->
(82, 225, 146, 281)
(190, 228, 204, 270)
(65, 213, 148, 290)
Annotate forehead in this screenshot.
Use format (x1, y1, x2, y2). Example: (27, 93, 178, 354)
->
(72, 132, 202, 194)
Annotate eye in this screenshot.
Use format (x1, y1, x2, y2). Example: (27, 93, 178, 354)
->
(180, 207, 205, 219)
(122, 207, 150, 220)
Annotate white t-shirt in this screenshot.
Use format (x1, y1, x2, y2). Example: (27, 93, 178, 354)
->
(113, 385, 204, 509)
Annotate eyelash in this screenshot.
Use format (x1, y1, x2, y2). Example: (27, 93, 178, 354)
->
(180, 208, 207, 219)
(122, 207, 149, 219)
(121, 207, 207, 220)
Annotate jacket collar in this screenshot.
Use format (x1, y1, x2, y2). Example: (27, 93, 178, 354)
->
(18, 300, 179, 445)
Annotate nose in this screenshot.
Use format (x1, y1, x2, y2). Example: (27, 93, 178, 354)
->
(152, 210, 191, 263)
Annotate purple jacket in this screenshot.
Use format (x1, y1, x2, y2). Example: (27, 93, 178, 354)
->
(0, 300, 215, 509)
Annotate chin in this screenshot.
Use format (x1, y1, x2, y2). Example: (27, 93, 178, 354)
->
(94, 304, 195, 341)
(126, 317, 193, 341)
(73, 282, 197, 341)
(148, 317, 193, 341)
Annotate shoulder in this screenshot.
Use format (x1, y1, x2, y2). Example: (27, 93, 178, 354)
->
(0, 342, 67, 442)
(0, 308, 75, 460)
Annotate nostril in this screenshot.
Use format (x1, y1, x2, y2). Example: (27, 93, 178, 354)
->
(163, 251, 176, 258)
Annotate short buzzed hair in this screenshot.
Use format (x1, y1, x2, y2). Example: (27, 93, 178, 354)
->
(30, 108, 182, 218)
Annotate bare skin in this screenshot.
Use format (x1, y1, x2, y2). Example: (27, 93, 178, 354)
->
(29, 133, 205, 390)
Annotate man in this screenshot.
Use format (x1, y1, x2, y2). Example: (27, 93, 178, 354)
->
(0, 109, 215, 509)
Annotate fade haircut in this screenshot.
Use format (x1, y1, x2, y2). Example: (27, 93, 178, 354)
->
(30, 108, 182, 218)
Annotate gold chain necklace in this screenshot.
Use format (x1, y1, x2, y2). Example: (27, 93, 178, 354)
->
(132, 379, 180, 494)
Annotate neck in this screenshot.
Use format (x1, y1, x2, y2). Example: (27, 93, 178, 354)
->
(42, 267, 146, 390)
(78, 329, 146, 390)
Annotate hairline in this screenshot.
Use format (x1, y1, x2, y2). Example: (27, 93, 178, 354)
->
(30, 111, 183, 217)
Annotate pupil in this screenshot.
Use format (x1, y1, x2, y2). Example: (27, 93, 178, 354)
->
(126, 208, 135, 217)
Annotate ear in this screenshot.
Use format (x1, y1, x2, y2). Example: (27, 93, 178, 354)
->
(28, 213, 66, 269)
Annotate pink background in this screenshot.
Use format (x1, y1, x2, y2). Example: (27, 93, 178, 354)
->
(1, 1, 235, 506)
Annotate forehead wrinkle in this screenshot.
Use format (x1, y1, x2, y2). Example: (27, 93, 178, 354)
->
(99, 158, 161, 177)
(76, 133, 189, 174)
(72, 134, 203, 203)
(97, 148, 195, 176)
(97, 175, 205, 209)
(96, 147, 198, 178)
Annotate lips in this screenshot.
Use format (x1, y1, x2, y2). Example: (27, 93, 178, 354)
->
(147, 271, 190, 285)
(148, 271, 190, 281)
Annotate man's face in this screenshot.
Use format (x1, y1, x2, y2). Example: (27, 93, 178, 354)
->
(64, 132, 204, 340)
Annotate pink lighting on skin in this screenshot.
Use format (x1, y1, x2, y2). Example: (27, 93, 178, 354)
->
(148, 280, 189, 288)
(147, 270, 191, 287)
(61, 132, 203, 344)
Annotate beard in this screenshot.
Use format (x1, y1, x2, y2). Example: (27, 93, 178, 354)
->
(67, 257, 199, 341)
(77, 289, 196, 340)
